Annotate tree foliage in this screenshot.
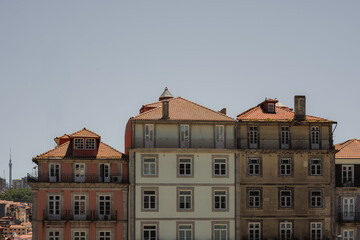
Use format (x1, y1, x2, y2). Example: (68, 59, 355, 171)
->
(0, 188, 32, 203)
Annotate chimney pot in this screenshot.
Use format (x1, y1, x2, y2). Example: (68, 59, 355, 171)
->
(294, 95, 306, 121)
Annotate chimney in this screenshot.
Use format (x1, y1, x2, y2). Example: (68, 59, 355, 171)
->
(162, 100, 169, 119)
(294, 95, 306, 121)
(219, 108, 227, 115)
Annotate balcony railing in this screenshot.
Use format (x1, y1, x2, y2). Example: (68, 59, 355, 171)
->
(338, 212, 360, 223)
(28, 173, 126, 184)
(43, 210, 118, 221)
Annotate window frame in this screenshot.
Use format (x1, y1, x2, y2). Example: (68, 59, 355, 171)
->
(180, 124, 190, 148)
(47, 229, 63, 240)
(248, 222, 261, 240)
(74, 138, 84, 150)
(248, 126, 259, 149)
(309, 190, 323, 208)
(279, 188, 293, 209)
(212, 187, 229, 212)
(141, 155, 159, 178)
(215, 125, 225, 148)
(72, 229, 88, 240)
(177, 187, 194, 212)
(98, 194, 112, 220)
(309, 222, 322, 240)
(212, 221, 229, 240)
(342, 165, 354, 186)
(74, 163, 86, 182)
(247, 157, 262, 176)
(247, 188, 262, 209)
(73, 194, 87, 220)
(343, 229, 355, 240)
(212, 156, 229, 178)
(97, 229, 113, 240)
(177, 155, 194, 178)
(177, 222, 194, 240)
(280, 126, 290, 149)
(279, 221, 293, 240)
(142, 188, 159, 212)
(309, 158, 322, 176)
(310, 126, 320, 149)
(47, 194, 62, 220)
(279, 157, 292, 177)
(141, 222, 159, 240)
(85, 138, 95, 150)
(144, 124, 155, 148)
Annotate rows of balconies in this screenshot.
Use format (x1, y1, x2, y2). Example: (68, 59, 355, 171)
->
(43, 210, 119, 221)
(28, 173, 126, 183)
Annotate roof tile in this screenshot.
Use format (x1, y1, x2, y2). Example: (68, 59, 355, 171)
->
(335, 139, 360, 159)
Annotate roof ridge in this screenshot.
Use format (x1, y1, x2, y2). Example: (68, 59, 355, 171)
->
(177, 97, 235, 121)
(70, 128, 100, 137)
(33, 141, 70, 159)
(337, 139, 360, 150)
(236, 103, 261, 118)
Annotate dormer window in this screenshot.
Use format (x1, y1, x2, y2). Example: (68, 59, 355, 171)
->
(268, 103, 275, 112)
(74, 138, 84, 149)
(85, 139, 95, 150)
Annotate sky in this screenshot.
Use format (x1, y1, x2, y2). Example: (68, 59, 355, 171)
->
(0, 1, 359, 180)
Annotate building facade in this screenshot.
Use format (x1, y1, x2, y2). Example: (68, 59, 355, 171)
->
(335, 139, 360, 239)
(29, 128, 128, 240)
(125, 88, 237, 240)
(236, 96, 336, 239)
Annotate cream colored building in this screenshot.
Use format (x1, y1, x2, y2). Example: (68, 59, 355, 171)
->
(236, 96, 336, 240)
(126, 88, 237, 240)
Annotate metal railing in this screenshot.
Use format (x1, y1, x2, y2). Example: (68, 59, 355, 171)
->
(43, 210, 118, 221)
(338, 212, 360, 223)
(28, 173, 126, 184)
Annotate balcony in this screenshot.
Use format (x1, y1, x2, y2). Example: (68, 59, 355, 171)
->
(43, 210, 118, 221)
(28, 173, 126, 184)
(338, 212, 360, 223)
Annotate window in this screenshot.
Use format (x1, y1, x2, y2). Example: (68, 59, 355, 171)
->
(143, 158, 157, 176)
(99, 195, 111, 220)
(248, 222, 261, 240)
(342, 165, 354, 186)
(213, 224, 228, 240)
(309, 159, 322, 176)
(73, 195, 86, 220)
(249, 126, 258, 148)
(99, 231, 111, 240)
(343, 230, 354, 240)
(99, 163, 110, 182)
(311, 126, 320, 149)
(279, 189, 292, 208)
(310, 222, 322, 240)
(343, 197, 355, 221)
(280, 126, 290, 149)
(74, 138, 84, 149)
(49, 163, 61, 182)
(213, 189, 227, 211)
(213, 158, 227, 177)
(48, 230, 61, 240)
(268, 103, 275, 112)
(143, 225, 157, 240)
(180, 125, 190, 148)
(279, 158, 292, 176)
(145, 124, 154, 148)
(178, 224, 193, 240)
(74, 163, 85, 182)
(48, 195, 61, 220)
(279, 221, 292, 240)
(248, 189, 261, 208)
(178, 158, 192, 177)
(85, 138, 95, 150)
(248, 158, 261, 176)
(310, 190, 322, 208)
(215, 125, 225, 148)
(143, 189, 157, 211)
(73, 231, 86, 240)
(178, 189, 193, 211)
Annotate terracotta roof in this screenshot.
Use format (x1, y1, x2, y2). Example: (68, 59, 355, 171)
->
(237, 102, 333, 122)
(133, 97, 236, 122)
(70, 128, 100, 138)
(335, 139, 360, 159)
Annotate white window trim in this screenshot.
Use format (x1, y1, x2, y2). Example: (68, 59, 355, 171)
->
(343, 230, 355, 240)
(248, 189, 261, 208)
(279, 221, 292, 240)
(73, 194, 87, 220)
(145, 124, 155, 148)
(213, 188, 228, 211)
(49, 163, 61, 182)
(74, 163, 86, 182)
(47, 194, 62, 220)
(310, 222, 322, 240)
(72, 229, 88, 240)
(212, 222, 229, 240)
(177, 188, 194, 212)
(342, 165, 354, 186)
(141, 222, 159, 240)
(47, 229, 63, 240)
(180, 124, 190, 148)
(97, 229, 113, 240)
(85, 138, 95, 150)
(248, 222, 261, 240)
(74, 138, 84, 150)
(98, 194, 112, 220)
(177, 156, 193, 178)
(212, 156, 228, 178)
(248, 157, 261, 176)
(142, 188, 158, 212)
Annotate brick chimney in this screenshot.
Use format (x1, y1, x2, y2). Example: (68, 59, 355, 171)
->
(294, 95, 306, 121)
(219, 108, 227, 115)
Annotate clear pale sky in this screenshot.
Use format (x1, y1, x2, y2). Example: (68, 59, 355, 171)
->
(0, 1, 359, 180)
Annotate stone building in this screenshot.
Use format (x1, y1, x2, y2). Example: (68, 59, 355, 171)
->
(125, 88, 237, 240)
(29, 128, 128, 240)
(236, 96, 336, 239)
(335, 138, 360, 239)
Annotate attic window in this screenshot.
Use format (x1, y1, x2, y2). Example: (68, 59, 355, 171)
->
(85, 139, 95, 150)
(268, 103, 275, 113)
(74, 139, 84, 149)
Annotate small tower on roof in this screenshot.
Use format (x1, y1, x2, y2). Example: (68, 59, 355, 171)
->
(159, 87, 173, 101)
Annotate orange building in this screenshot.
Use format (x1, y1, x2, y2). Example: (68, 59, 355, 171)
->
(29, 128, 128, 240)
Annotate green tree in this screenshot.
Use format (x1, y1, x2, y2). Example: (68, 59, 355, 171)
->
(0, 188, 32, 203)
